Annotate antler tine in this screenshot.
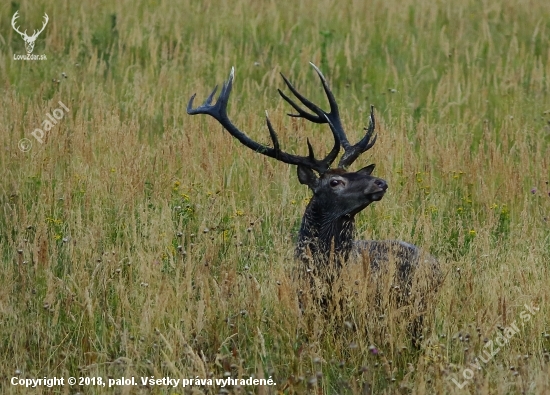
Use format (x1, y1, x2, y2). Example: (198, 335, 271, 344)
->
(278, 74, 325, 123)
(308, 63, 378, 169)
(187, 67, 233, 117)
(277, 63, 377, 169)
(31, 13, 49, 38)
(11, 11, 25, 36)
(308, 63, 351, 150)
(338, 105, 377, 168)
(283, 63, 378, 169)
(277, 88, 320, 123)
(264, 112, 281, 153)
(278, 63, 350, 149)
(187, 67, 340, 174)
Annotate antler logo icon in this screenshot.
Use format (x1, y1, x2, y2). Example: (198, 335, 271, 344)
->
(11, 11, 49, 54)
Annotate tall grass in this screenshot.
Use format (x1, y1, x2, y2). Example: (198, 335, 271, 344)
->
(1, 0, 550, 393)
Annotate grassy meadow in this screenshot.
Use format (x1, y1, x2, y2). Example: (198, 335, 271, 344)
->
(1, 0, 550, 393)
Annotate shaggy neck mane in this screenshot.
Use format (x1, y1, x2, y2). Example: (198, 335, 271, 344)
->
(296, 197, 356, 264)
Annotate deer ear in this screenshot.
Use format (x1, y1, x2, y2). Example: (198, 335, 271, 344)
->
(297, 166, 319, 190)
(357, 164, 376, 175)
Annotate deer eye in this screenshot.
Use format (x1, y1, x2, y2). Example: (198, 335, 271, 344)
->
(330, 179, 341, 187)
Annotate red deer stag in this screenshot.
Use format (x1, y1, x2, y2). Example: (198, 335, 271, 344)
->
(188, 63, 440, 296)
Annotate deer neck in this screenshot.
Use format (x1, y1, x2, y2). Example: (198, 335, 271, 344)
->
(296, 198, 356, 263)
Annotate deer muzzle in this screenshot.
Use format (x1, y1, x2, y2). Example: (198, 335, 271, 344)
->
(366, 179, 388, 201)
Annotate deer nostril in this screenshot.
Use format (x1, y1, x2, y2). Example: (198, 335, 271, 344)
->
(375, 180, 388, 190)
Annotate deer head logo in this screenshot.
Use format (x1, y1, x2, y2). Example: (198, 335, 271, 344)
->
(11, 11, 49, 54)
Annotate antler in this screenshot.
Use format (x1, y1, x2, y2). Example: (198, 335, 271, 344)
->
(279, 62, 377, 169)
(187, 64, 376, 173)
(11, 11, 26, 37)
(31, 13, 49, 39)
(11, 11, 48, 39)
(187, 68, 340, 174)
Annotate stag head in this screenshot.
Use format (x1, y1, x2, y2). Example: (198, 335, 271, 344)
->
(12, 11, 49, 54)
(298, 165, 387, 216)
